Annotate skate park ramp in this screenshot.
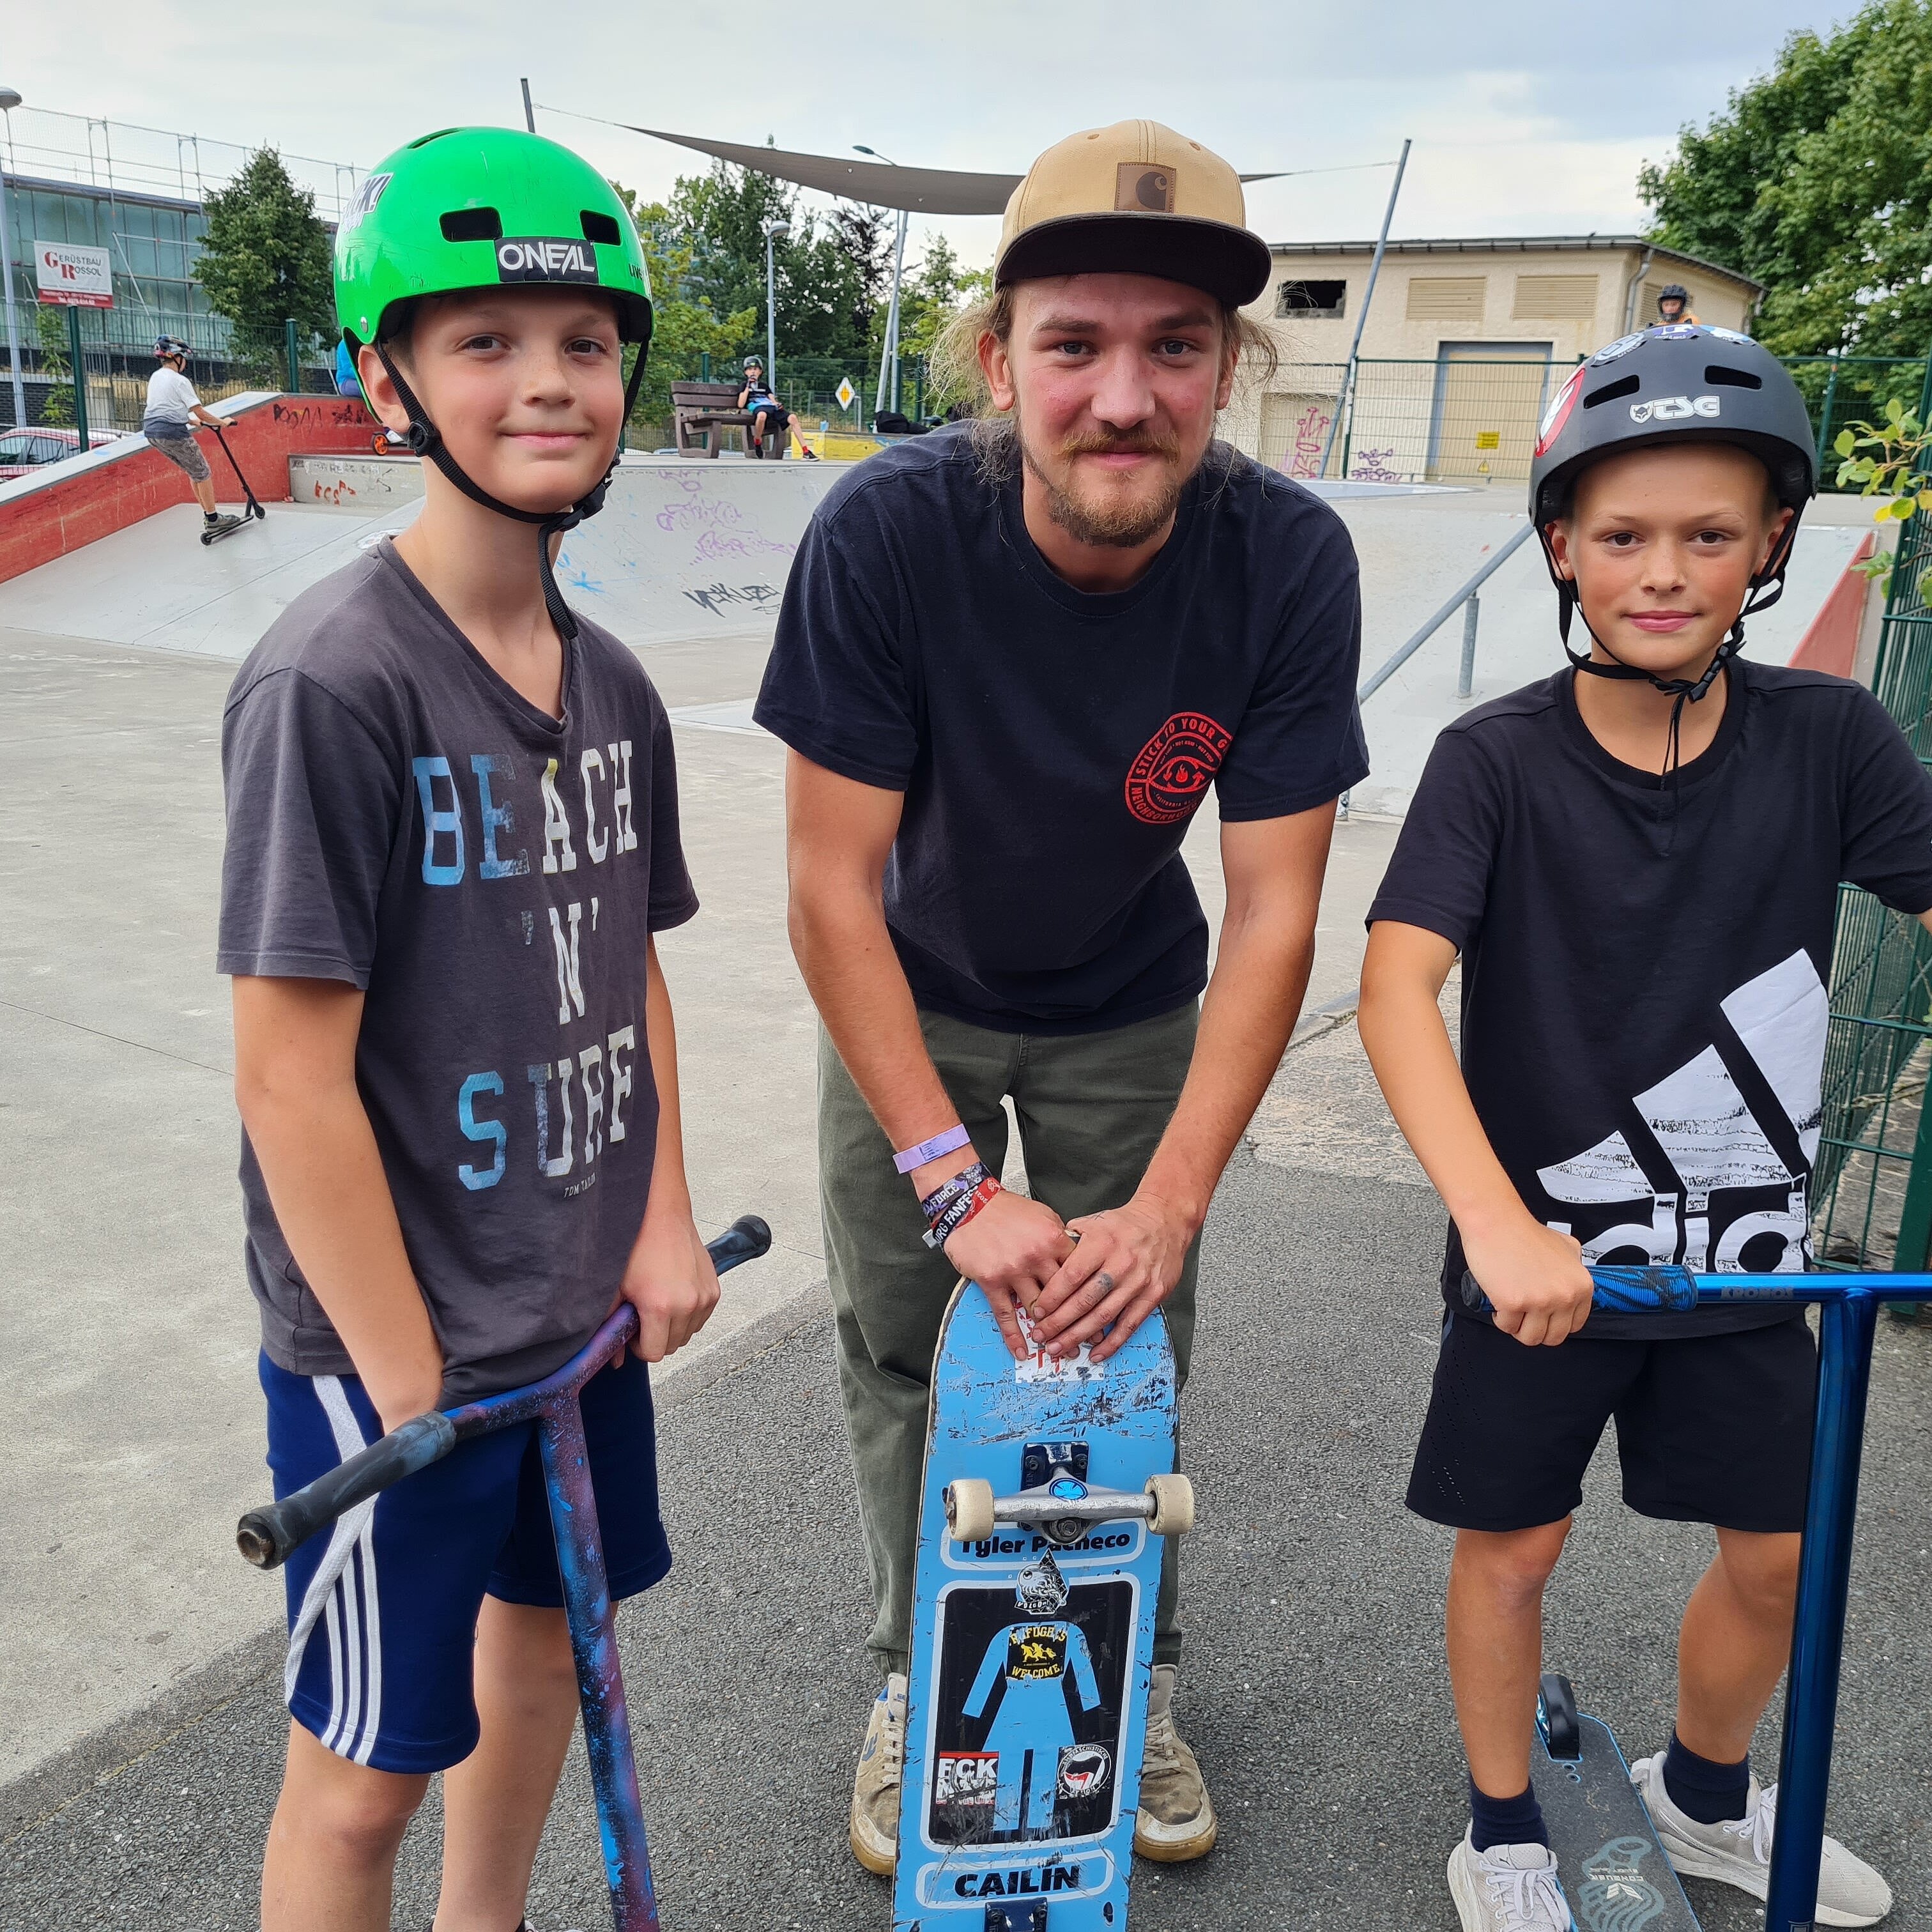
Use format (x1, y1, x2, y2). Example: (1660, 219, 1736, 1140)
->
(0, 461, 1873, 816)
(0, 454, 838, 661)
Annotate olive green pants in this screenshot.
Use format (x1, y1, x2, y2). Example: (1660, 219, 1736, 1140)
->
(818, 1001, 1200, 1678)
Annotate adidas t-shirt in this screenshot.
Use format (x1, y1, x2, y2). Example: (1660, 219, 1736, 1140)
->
(754, 431, 1368, 1033)
(1368, 659, 1932, 1338)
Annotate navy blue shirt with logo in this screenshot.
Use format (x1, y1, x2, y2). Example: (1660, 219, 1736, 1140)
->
(1368, 660, 1932, 1337)
(754, 431, 1368, 1033)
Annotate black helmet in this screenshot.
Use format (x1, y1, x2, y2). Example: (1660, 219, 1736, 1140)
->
(155, 335, 190, 360)
(1529, 325, 1816, 712)
(743, 355, 763, 369)
(1657, 282, 1690, 305)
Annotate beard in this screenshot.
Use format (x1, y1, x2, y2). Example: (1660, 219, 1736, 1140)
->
(1020, 424, 1192, 549)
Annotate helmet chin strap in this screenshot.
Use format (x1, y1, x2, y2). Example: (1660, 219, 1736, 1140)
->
(1554, 564, 1789, 850)
(372, 335, 650, 647)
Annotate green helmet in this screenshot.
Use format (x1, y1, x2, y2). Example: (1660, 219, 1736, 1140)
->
(335, 126, 652, 349)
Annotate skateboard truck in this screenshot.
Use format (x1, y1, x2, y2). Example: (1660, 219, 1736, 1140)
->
(945, 1461, 1193, 1546)
(983, 1907, 1048, 1931)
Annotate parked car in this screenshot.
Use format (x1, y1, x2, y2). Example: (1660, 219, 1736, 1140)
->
(0, 427, 121, 481)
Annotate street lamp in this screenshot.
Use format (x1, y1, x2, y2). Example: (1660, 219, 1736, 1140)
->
(0, 88, 26, 434)
(854, 146, 909, 418)
(761, 218, 790, 397)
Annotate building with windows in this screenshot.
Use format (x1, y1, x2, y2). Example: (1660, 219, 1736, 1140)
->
(1229, 236, 1761, 486)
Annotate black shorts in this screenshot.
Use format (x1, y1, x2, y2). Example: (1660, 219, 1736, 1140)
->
(1407, 1309, 1816, 1533)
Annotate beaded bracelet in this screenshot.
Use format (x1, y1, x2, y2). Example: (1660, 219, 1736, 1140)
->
(923, 1177, 1001, 1250)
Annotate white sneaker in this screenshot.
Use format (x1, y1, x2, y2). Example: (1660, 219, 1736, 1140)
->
(1447, 1829, 1576, 1932)
(848, 1674, 906, 1876)
(1133, 1662, 1218, 1860)
(1630, 1752, 1892, 1926)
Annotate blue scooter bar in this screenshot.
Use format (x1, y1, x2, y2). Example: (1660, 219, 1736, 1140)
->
(1464, 1264, 1932, 1316)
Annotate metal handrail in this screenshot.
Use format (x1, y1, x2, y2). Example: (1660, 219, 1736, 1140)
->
(1358, 519, 1538, 703)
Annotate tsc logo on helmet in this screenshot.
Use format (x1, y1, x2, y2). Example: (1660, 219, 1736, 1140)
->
(1629, 395, 1722, 425)
(496, 237, 599, 284)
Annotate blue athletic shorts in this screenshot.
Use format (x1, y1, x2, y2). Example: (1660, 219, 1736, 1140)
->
(261, 1347, 671, 1774)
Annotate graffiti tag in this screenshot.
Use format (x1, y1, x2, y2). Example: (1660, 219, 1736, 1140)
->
(682, 582, 782, 616)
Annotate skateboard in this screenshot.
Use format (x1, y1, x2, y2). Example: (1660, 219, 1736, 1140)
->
(1531, 1673, 1699, 1932)
(894, 1281, 1192, 1932)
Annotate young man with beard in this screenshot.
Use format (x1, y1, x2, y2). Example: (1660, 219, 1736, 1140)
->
(753, 120, 1368, 1872)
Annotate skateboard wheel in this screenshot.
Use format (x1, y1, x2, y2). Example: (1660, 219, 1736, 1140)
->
(946, 1478, 995, 1543)
(1144, 1473, 1194, 1537)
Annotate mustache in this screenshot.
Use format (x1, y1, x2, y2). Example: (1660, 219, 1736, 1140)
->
(1057, 429, 1183, 461)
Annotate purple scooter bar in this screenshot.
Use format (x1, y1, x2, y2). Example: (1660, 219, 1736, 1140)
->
(237, 1213, 772, 1931)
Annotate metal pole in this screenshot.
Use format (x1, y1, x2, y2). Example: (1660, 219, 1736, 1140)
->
(1359, 519, 1535, 702)
(765, 229, 777, 389)
(1763, 1291, 1880, 1932)
(283, 317, 298, 394)
(887, 209, 907, 414)
(520, 79, 536, 134)
(1814, 353, 1841, 474)
(0, 145, 26, 432)
(1317, 136, 1409, 482)
(66, 301, 88, 451)
(1455, 593, 1480, 699)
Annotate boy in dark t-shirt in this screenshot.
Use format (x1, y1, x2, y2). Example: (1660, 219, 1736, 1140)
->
(1360, 328, 1922, 1932)
(222, 130, 717, 1932)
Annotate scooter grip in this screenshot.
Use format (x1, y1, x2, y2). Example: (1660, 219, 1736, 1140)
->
(1457, 1265, 1699, 1319)
(708, 1213, 772, 1273)
(236, 1410, 457, 1570)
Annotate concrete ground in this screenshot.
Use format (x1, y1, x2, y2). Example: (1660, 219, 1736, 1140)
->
(6, 1092, 1931, 1930)
(0, 612, 1397, 1816)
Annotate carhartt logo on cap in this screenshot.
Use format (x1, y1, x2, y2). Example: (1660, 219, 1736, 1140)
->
(1116, 164, 1175, 213)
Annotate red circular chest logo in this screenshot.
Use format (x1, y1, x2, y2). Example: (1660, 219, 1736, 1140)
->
(1124, 712, 1233, 825)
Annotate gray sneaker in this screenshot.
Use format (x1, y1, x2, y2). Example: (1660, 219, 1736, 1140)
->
(849, 1673, 906, 1876)
(1133, 1663, 1218, 1860)
(1447, 1830, 1576, 1932)
(1630, 1751, 1892, 1926)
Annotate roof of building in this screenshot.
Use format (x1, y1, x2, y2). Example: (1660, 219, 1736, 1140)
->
(1266, 234, 1762, 295)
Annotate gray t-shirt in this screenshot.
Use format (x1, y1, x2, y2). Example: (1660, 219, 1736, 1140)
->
(218, 541, 698, 1399)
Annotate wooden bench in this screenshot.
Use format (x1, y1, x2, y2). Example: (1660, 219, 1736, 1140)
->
(670, 379, 789, 460)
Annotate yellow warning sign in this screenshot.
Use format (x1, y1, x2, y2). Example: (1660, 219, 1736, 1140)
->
(1475, 430, 1501, 450)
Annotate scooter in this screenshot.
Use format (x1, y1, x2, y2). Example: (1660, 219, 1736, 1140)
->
(1464, 1264, 1932, 1932)
(236, 1213, 772, 1931)
(201, 422, 268, 545)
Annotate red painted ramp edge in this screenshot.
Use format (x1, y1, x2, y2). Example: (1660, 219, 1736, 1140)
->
(0, 392, 380, 589)
(1787, 531, 1878, 680)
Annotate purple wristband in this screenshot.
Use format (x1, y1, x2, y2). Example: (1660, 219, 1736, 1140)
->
(893, 1122, 970, 1175)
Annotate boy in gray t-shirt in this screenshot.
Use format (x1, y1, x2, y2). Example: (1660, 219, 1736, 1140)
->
(220, 129, 712, 1931)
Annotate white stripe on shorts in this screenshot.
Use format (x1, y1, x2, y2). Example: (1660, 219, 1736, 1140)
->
(284, 1377, 383, 1763)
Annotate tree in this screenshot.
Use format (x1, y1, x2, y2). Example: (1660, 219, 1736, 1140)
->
(1637, 0, 1932, 358)
(194, 148, 334, 349)
(897, 233, 991, 365)
(34, 306, 73, 425)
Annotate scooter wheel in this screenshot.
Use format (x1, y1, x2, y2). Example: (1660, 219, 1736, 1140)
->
(946, 1478, 995, 1544)
(250, 503, 266, 520)
(200, 530, 213, 546)
(1145, 1473, 1194, 1537)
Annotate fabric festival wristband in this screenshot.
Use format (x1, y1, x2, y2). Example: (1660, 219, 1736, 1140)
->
(923, 1178, 1000, 1250)
(919, 1161, 993, 1221)
(893, 1123, 971, 1175)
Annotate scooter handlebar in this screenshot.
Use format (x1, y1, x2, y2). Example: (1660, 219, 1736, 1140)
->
(236, 1215, 776, 1570)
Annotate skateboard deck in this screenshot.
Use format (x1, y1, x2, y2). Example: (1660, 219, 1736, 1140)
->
(893, 1281, 1180, 1932)
(1532, 1675, 1699, 1932)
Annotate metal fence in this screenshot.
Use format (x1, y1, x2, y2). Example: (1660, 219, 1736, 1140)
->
(1260, 354, 1932, 492)
(1811, 360, 1932, 1274)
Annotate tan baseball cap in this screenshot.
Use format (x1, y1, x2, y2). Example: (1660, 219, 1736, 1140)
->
(995, 119, 1271, 308)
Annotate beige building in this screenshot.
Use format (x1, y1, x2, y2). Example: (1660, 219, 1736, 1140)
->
(1226, 236, 1762, 486)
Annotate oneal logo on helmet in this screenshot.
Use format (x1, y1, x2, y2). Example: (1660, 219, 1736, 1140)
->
(1630, 395, 1722, 425)
(496, 237, 599, 284)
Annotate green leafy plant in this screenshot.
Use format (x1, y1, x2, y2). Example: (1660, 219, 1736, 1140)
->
(34, 305, 73, 425)
(1835, 398, 1932, 588)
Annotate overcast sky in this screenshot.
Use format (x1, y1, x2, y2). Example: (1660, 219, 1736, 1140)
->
(7, 0, 1868, 275)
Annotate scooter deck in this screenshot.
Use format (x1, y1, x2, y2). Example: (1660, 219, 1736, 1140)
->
(893, 1282, 1176, 1932)
(1532, 1685, 1700, 1932)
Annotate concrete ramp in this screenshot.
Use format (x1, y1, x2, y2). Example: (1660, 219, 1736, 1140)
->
(0, 456, 841, 661)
